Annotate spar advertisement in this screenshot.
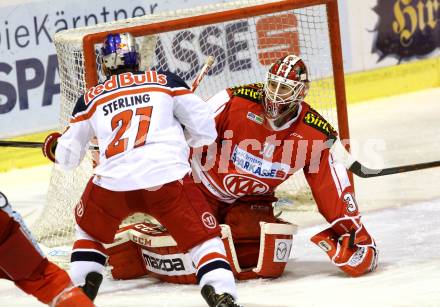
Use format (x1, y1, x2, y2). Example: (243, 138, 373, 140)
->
(1, 0, 439, 138)
(0, 0, 230, 137)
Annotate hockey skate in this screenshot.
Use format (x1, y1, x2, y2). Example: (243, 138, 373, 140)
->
(201, 285, 242, 307)
(80, 272, 103, 301)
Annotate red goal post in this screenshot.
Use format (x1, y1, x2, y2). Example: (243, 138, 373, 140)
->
(35, 0, 351, 248)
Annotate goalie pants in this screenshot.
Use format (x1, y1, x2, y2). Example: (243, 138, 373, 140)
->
(198, 185, 279, 268)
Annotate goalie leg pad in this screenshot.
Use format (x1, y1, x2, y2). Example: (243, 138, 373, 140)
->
(224, 202, 278, 268)
(106, 240, 148, 280)
(107, 223, 231, 284)
(220, 221, 296, 280)
(105, 223, 198, 284)
(0, 210, 45, 281)
(106, 221, 297, 284)
(252, 222, 296, 278)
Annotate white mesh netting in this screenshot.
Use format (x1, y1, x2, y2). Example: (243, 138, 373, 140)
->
(32, 0, 341, 247)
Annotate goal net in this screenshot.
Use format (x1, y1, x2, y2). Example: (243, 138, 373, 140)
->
(32, 0, 349, 247)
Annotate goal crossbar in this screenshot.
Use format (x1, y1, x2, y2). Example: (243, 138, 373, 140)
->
(82, 0, 350, 154)
(82, 0, 350, 153)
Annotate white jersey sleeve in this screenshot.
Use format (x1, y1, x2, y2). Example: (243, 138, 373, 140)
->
(205, 89, 231, 119)
(173, 86, 217, 148)
(55, 100, 94, 170)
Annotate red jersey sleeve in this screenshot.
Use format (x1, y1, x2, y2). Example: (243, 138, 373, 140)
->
(304, 148, 358, 223)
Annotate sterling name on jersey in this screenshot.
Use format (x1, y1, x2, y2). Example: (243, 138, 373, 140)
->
(192, 83, 350, 206)
(55, 71, 216, 191)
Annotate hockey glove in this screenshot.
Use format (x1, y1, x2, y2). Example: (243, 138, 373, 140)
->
(310, 215, 378, 277)
(42, 132, 61, 163)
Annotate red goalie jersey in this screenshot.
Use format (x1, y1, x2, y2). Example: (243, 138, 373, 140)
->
(193, 83, 353, 223)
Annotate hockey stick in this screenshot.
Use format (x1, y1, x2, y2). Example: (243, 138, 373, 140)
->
(0, 57, 216, 151)
(0, 140, 46, 149)
(330, 138, 440, 178)
(348, 159, 440, 178)
(191, 55, 215, 92)
(0, 140, 99, 151)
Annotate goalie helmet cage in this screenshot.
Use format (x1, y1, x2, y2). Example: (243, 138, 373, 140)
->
(33, 0, 350, 247)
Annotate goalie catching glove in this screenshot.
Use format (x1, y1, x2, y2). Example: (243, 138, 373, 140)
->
(310, 215, 378, 277)
(42, 132, 61, 163)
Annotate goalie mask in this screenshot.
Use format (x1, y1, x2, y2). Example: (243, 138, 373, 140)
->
(100, 32, 140, 76)
(263, 55, 310, 124)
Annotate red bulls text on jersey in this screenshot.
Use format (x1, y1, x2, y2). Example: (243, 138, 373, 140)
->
(55, 70, 217, 191)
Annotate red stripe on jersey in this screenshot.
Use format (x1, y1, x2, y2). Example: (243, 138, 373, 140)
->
(173, 89, 192, 96)
(197, 252, 228, 269)
(72, 239, 106, 254)
(70, 87, 173, 123)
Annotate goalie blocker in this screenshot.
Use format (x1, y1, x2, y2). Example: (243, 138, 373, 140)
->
(105, 221, 297, 283)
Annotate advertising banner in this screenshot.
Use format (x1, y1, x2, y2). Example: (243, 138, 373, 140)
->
(373, 0, 440, 61)
(345, 0, 440, 72)
(0, 0, 224, 138)
(1, 0, 439, 137)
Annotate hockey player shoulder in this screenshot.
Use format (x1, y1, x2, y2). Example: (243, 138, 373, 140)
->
(230, 83, 264, 103)
(302, 106, 337, 138)
(156, 70, 190, 90)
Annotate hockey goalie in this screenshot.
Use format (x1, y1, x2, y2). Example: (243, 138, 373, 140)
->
(106, 54, 378, 283)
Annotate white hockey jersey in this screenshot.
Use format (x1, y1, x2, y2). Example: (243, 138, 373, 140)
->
(55, 70, 217, 191)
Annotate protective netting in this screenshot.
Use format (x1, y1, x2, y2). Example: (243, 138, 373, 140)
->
(32, 0, 340, 247)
